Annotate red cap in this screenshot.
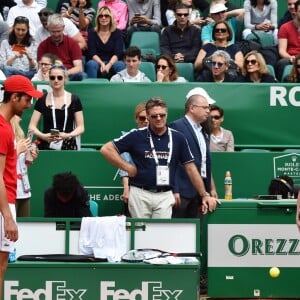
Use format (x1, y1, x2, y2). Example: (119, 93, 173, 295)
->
(3, 75, 43, 98)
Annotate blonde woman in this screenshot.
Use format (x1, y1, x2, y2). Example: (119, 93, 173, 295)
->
(85, 6, 125, 78)
(10, 116, 38, 217)
(29, 64, 85, 150)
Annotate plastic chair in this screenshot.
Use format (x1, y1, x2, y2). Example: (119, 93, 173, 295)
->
(283, 149, 300, 153)
(129, 32, 161, 57)
(89, 200, 98, 217)
(266, 64, 276, 79)
(139, 62, 156, 82)
(82, 78, 109, 83)
(245, 32, 274, 47)
(281, 64, 293, 82)
(175, 63, 195, 82)
(240, 149, 270, 152)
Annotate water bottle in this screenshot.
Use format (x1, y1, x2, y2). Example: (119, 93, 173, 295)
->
(224, 171, 232, 200)
(8, 248, 16, 263)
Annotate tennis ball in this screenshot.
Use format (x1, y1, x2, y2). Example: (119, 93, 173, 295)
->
(269, 267, 280, 278)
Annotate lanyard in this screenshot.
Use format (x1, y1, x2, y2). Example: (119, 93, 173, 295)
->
(51, 91, 68, 132)
(148, 127, 173, 167)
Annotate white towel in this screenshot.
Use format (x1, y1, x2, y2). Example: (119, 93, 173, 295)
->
(79, 216, 127, 262)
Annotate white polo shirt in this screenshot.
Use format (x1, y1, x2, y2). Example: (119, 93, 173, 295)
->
(7, 1, 44, 36)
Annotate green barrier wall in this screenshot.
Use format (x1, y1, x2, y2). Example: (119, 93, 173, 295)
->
(1, 82, 300, 149)
(28, 151, 297, 217)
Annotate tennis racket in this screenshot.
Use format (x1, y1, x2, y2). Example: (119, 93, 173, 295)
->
(121, 248, 202, 263)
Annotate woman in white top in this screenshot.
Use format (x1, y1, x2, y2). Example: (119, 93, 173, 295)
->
(31, 53, 59, 81)
(243, 0, 278, 44)
(155, 55, 187, 82)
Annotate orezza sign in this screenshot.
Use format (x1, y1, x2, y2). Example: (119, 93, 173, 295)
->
(208, 224, 300, 267)
(4, 280, 184, 300)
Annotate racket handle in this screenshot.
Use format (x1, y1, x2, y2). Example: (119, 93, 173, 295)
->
(173, 252, 202, 257)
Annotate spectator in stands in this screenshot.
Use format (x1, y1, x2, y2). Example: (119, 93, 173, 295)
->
(37, 13, 87, 81)
(0, 16, 37, 79)
(238, 50, 276, 82)
(126, 0, 161, 45)
(155, 54, 187, 82)
(195, 20, 243, 73)
(44, 172, 92, 218)
(284, 53, 300, 82)
(28, 64, 85, 150)
(268, 175, 296, 199)
(10, 115, 38, 217)
(201, 2, 244, 45)
(14, 0, 47, 6)
(31, 53, 59, 81)
(160, 4, 201, 63)
(243, 0, 278, 45)
(0, 20, 9, 46)
(201, 0, 241, 18)
(98, 0, 128, 38)
(0, 0, 16, 21)
(278, 0, 297, 29)
(110, 46, 151, 82)
(35, 7, 86, 50)
(118, 102, 148, 212)
(277, 0, 300, 82)
(196, 50, 237, 82)
(166, 0, 208, 27)
(86, 6, 125, 79)
(209, 104, 234, 152)
(7, 0, 44, 37)
(60, 0, 95, 36)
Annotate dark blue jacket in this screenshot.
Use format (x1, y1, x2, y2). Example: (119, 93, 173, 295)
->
(169, 116, 212, 198)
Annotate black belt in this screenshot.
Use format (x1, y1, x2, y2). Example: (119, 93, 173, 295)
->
(131, 185, 171, 193)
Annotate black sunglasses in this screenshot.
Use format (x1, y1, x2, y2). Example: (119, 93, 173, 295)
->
(138, 116, 147, 122)
(214, 28, 227, 33)
(211, 115, 221, 120)
(246, 59, 257, 65)
(176, 13, 189, 17)
(38, 12, 53, 17)
(99, 14, 110, 18)
(211, 61, 224, 68)
(150, 113, 166, 119)
(156, 65, 168, 70)
(49, 75, 64, 81)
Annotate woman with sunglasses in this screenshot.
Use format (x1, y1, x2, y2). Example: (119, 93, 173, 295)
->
(284, 54, 300, 83)
(238, 50, 276, 82)
(155, 55, 187, 82)
(0, 16, 37, 79)
(28, 64, 85, 150)
(85, 6, 125, 78)
(194, 20, 243, 73)
(31, 53, 59, 81)
(209, 104, 234, 152)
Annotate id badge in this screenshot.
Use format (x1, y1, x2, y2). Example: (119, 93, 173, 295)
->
(201, 161, 207, 178)
(156, 165, 170, 186)
(49, 140, 63, 150)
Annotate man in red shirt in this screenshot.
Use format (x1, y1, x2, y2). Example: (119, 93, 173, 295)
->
(37, 13, 87, 81)
(0, 75, 42, 299)
(277, 0, 300, 81)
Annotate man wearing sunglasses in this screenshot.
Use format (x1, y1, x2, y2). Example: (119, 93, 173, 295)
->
(7, 0, 45, 36)
(101, 97, 219, 219)
(35, 7, 86, 50)
(161, 3, 201, 63)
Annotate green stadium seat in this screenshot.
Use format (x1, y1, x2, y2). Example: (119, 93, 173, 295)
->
(283, 149, 300, 153)
(82, 78, 109, 82)
(266, 64, 276, 79)
(89, 200, 98, 217)
(281, 65, 293, 82)
(139, 62, 156, 82)
(245, 32, 274, 47)
(129, 32, 161, 57)
(175, 63, 195, 82)
(240, 149, 270, 152)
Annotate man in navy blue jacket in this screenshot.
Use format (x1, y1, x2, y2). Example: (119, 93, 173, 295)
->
(169, 87, 219, 218)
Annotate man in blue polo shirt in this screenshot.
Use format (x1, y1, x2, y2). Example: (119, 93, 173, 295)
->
(100, 97, 219, 218)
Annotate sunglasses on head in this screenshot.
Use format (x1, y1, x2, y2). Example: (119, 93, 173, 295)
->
(156, 65, 168, 70)
(150, 113, 166, 119)
(138, 116, 147, 122)
(50, 64, 66, 71)
(211, 115, 221, 120)
(214, 28, 227, 33)
(15, 16, 29, 23)
(211, 61, 224, 68)
(49, 75, 64, 81)
(246, 59, 257, 65)
(176, 13, 189, 17)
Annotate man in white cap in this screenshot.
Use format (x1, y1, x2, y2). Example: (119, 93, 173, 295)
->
(169, 87, 220, 293)
(201, 2, 244, 44)
(0, 75, 43, 299)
